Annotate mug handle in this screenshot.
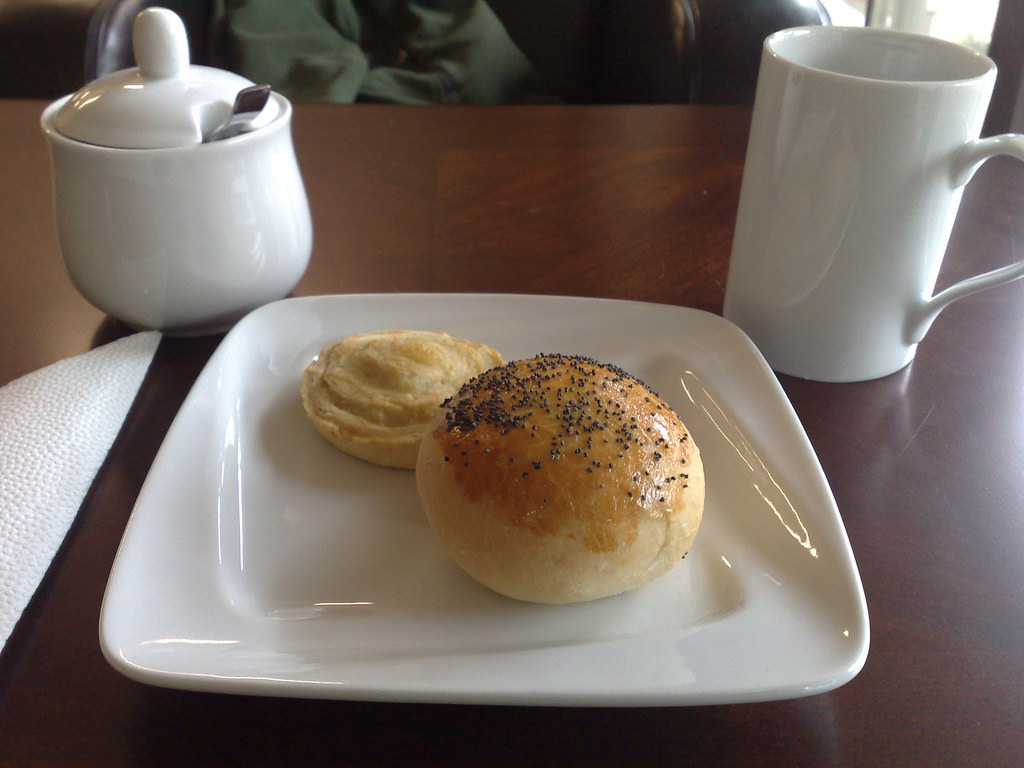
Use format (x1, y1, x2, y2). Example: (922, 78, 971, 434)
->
(907, 134, 1024, 343)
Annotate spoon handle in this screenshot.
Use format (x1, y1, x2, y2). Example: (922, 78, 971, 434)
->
(207, 84, 272, 142)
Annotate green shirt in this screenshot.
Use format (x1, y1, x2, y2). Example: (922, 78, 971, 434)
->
(210, 0, 540, 104)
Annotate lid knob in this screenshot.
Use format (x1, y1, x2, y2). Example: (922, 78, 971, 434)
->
(48, 7, 269, 148)
(133, 7, 190, 80)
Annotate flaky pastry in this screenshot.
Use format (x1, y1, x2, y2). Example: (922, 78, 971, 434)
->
(301, 329, 503, 468)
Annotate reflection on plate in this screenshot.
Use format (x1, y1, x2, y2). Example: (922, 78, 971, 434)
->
(100, 294, 868, 706)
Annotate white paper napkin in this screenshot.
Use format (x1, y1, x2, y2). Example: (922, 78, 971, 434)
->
(0, 331, 161, 652)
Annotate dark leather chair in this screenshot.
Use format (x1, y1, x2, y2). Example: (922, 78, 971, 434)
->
(0, 0, 97, 98)
(487, 0, 832, 104)
(7, 0, 830, 104)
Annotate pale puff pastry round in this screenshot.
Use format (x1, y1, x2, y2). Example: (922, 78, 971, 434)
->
(301, 330, 504, 468)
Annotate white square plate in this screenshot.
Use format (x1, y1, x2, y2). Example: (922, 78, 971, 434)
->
(100, 294, 868, 706)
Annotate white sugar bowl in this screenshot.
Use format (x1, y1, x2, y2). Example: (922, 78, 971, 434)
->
(40, 8, 312, 335)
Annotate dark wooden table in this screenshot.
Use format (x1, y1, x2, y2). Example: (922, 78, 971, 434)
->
(1, 99, 1022, 767)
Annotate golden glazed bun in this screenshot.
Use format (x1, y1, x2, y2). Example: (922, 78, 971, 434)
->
(415, 353, 704, 603)
(301, 330, 503, 468)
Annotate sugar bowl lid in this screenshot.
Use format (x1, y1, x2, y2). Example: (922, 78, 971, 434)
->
(53, 7, 271, 148)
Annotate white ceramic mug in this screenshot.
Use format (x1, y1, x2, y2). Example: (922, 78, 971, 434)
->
(723, 26, 1024, 382)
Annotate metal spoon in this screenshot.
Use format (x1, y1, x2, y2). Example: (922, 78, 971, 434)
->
(206, 84, 272, 142)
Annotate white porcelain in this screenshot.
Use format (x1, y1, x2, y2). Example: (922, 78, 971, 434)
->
(42, 92, 311, 335)
(53, 8, 274, 148)
(39, 7, 309, 335)
(724, 26, 1024, 383)
(100, 294, 869, 705)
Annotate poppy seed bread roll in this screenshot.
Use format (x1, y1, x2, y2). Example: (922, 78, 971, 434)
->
(415, 354, 704, 604)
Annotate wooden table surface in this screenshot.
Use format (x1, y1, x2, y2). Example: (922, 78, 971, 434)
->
(0, 98, 1022, 767)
